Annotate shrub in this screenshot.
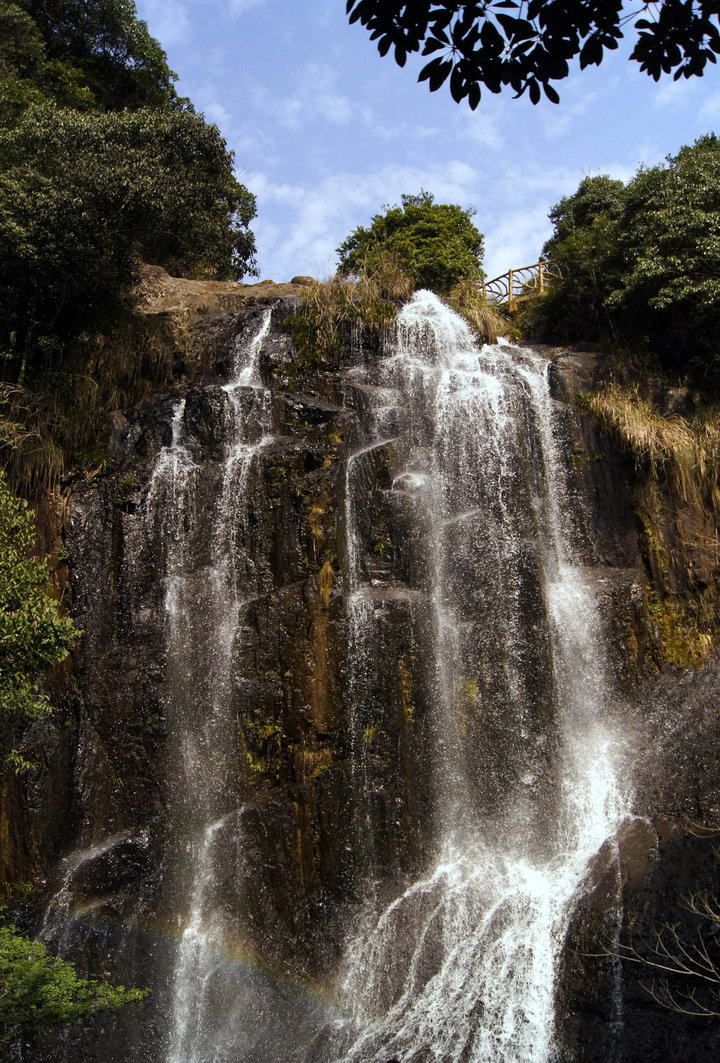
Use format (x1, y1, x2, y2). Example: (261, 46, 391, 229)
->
(337, 191, 484, 296)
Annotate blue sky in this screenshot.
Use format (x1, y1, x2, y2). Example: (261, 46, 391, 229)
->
(136, 0, 720, 283)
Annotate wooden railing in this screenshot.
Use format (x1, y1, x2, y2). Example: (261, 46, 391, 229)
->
(481, 261, 561, 311)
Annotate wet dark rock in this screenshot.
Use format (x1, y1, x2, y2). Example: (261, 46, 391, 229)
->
(7, 305, 720, 1062)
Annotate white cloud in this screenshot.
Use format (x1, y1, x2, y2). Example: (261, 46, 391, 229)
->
(246, 161, 484, 281)
(457, 111, 504, 151)
(229, 0, 270, 13)
(699, 91, 720, 122)
(653, 75, 700, 110)
(250, 63, 373, 130)
(203, 100, 233, 129)
(483, 205, 555, 281)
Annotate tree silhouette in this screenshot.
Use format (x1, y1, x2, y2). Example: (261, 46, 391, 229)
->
(346, 0, 720, 107)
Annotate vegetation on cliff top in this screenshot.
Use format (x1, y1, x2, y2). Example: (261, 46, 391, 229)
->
(286, 193, 503, 378)
(337, 191, 485, 296)
(531, 134, 720, 393)
(0, 0, 257, 490)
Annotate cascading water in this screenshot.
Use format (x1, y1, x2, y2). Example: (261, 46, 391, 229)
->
(143, 311, 277, 1063)
(38, 291, 639, 1063)
(320, 291, 631, 1063)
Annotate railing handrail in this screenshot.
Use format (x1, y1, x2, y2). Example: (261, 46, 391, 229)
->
(481, 261, 561, 309)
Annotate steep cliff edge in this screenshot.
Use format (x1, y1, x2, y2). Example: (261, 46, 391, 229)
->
(3, 282, 720, 1062)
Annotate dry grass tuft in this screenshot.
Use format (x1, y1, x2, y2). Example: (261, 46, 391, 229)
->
(1, 316, 176, 495)
(584, 383, 720, 513)
(284, 255, 415, 373)
(584, 381, 720, 666)
(449, 280, 508, 344)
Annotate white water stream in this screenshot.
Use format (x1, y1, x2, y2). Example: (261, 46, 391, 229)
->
(326, 291, 631, 1063)
(156, 310, 274, 1063)
(138, 292, 630, 1063)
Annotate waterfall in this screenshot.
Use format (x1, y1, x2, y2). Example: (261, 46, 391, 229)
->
(146, 310, 276, 1063)
(321, 291, 631, 1063)
(44, 290, 635, 1063)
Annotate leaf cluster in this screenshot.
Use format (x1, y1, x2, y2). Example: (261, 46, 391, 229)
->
(0, 0, 178, 120)
(346, 0, 720, 107)
(534, 135, 720, 392)
(0, 104, 257, 374)
(0, 470, 77, 730)
(0, 918, 145, 1035)
(0, 0, 257, 471)
(337, 190, 484, 296)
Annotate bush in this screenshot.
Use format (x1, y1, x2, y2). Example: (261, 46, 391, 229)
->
(0, 104, 257, 384)
(535, 136, 720, 392)
(0, 470, 77, 734)
(0, 918, 145, 1039)
(337, 190, 484, 295)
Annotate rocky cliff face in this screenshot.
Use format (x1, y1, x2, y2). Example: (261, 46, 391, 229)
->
(4, 278, 720, 1062)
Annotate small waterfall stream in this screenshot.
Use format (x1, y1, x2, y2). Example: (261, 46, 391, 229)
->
(144, 310, 276, 1063)
(321, 291, 631, 1063)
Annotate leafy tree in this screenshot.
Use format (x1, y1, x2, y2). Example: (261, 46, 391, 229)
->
(536, 175, 626, 344)
(0, 918, 144, 1044)
(0, 470, 77, 735)
(614, 134, 720, 385)
(534, 135, 720, 391)
(346, 0, 720, 107)
(337, 191, 484, 295)
(0, 104, 257, 381)
(11, 0, 178, 111)
(0, 0, 257, 392)
(0, 4, 94, 126)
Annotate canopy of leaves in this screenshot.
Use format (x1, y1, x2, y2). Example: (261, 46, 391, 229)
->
(337, 191, 484, 295)
(0, 471, 77, 729)
(0, 919, 144, 1035)
(0, 0, 257, 422)
(1, 0, 178, 117)
(535, 135, 720, 391)
(0, 103, 257, 376)
(536, 175, 626, 343)
(346, 0, 720, 107)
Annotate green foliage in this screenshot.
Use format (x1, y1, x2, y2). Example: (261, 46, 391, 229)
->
(3, 0, 178, 115)
(347, 0, 720, 108)
(0, 104, 256, 374)
(534, 175, 625, 344)
(535, 136, 720, 391)
(0, 918, 145, 1036)
(616, 134, 720, 386)
(337, 191, 484, 296)
(0, 2, 96, 125)
(0, 0, 257, 490)
(0, 471, 77, 728)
